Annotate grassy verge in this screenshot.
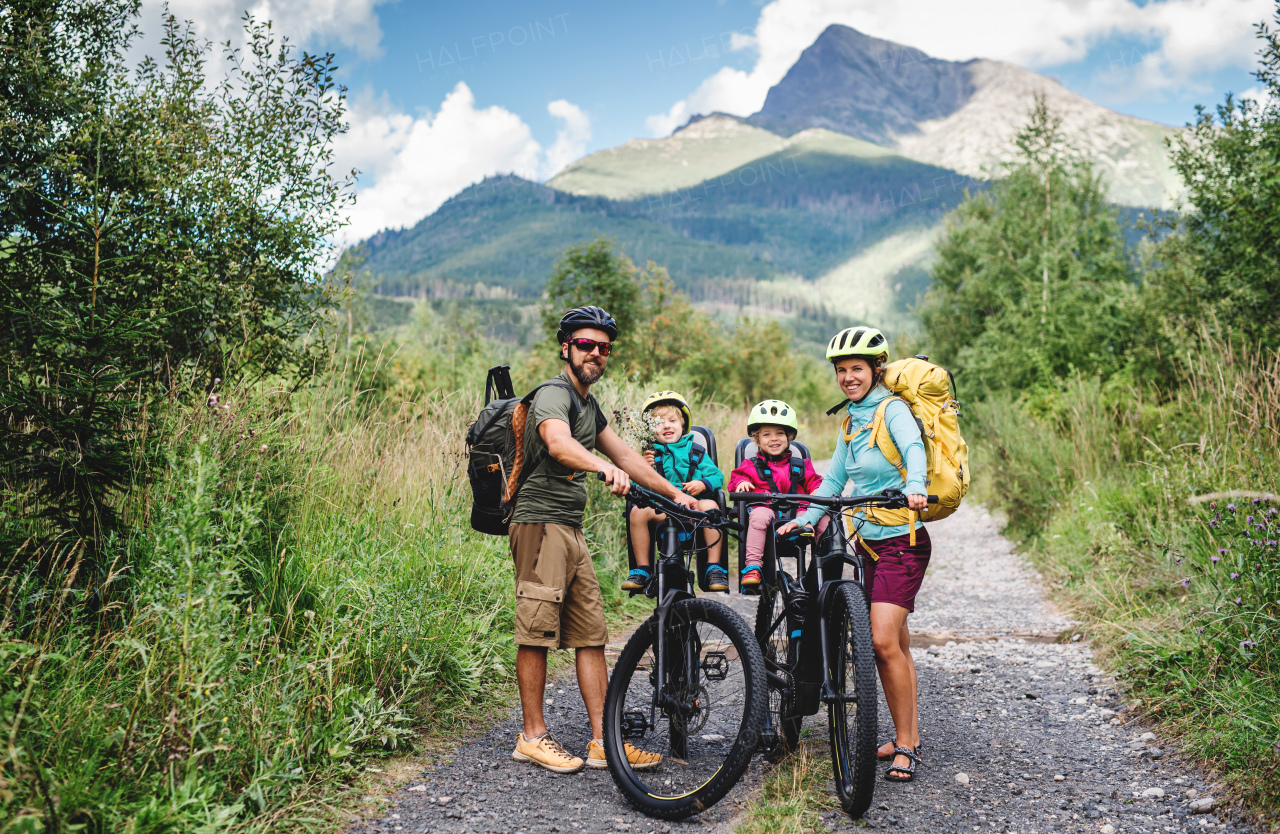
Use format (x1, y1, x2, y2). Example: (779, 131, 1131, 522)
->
(967, 341, 1280, 820)
(734, 731, 841, 834)
(1, 354, 710, 833)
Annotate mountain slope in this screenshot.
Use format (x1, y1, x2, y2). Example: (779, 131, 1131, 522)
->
(748, 26, 974, 144)
(547, 115, 895, 200)
(749, 24, 1181, 208)
(891, 59, 1181, 208)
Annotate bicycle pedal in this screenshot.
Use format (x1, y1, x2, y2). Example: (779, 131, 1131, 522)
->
(621, 710, 650, 739)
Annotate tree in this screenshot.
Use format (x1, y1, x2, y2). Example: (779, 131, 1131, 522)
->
(919, 96, 1136, 395)
(0, 1, 353, 564)
(1141, 8, 1280, 350)
(540, 237, 641, 353)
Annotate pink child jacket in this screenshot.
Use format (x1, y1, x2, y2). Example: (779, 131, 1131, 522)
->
(727, 454, 823, 494)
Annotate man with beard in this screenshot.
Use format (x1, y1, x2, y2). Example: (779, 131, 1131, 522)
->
(508, 305, 698, 774)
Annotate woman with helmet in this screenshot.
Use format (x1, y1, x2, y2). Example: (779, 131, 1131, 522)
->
(777, 326, 931, 783)
(623, 390, 728, 591)
(727, 399, 826, 587)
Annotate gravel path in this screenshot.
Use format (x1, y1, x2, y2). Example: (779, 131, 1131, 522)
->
(352, 504, 1255, 834)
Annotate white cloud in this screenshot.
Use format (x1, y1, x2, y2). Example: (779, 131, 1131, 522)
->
(646, 0, 1272, 135)
(544, 100, 592, 177)
(138, 0, 390, 59)
(334, 83, 592, 245)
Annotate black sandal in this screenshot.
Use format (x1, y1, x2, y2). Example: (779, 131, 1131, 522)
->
(878, 741, 922, 761)
(884, 746, 921, 782)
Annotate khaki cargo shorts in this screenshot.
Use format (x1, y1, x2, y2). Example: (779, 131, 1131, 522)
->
(508, 522, 609, 649)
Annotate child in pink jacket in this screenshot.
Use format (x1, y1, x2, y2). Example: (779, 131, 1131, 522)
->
(727, 399, 829, 586)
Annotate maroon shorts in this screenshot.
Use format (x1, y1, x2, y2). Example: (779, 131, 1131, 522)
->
(857, 526, 931, 613)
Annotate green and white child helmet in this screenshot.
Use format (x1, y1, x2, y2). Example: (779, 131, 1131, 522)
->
(747, 399, 799, 440)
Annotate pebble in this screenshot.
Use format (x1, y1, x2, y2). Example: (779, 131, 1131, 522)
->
(955, 772, 970, 785)
(1142, 787, 1166, 798)
(1191, 796, 1217, 813)
(1187, 788, 1200, 799)
(1053, 774, 1065, 781)
(405, 785, 425, 792)
(1140, 731, 1157, 742)
(1101, 825, 1116, 834)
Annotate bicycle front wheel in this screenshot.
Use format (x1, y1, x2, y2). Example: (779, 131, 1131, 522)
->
(827, 582, 878, 818)
(603, 598, 766, 820)
(754, 576, 801, 762)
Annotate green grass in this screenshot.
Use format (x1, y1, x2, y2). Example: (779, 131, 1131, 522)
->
(0, 351, 653, 833)
(965, 343, 1280, 821)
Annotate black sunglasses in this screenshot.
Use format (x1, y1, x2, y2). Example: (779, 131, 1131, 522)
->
(567, 337, 612, 356)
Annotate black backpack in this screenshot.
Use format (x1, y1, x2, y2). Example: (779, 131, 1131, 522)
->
(466, 366, 579, 536)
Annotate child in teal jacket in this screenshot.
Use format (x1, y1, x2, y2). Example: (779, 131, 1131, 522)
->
(623, 392, 727, 591)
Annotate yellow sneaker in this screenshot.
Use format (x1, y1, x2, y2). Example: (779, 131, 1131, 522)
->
(512, 732, 584, 774)
(586, 739, 662, 770)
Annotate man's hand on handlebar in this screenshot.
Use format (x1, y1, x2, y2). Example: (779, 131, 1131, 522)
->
(907, 493, 929, 512)
(670, 490, 698, 510)
(599, 464, 631, 496)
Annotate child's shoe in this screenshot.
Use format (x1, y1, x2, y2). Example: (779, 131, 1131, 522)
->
(740, 565, 763, 586)
(622, 568, 651, 591)
(704, 564, 729, 592)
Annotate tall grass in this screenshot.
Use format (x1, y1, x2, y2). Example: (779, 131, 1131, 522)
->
(2, 344, 715, 833)
(968, 338, 1280, 815)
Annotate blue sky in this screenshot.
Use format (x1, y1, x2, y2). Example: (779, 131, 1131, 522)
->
(153, 0, 1272, 241)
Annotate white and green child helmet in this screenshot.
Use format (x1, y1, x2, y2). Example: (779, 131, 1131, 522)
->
(747, 399, 799, 440)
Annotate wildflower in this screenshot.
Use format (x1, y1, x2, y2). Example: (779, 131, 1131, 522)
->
(1211, 555, 1220, 563)
(1197, 627, 1205, 634)
(1247, 515, 1255, 524)
(1240, 640, 1257, 648)
(1234, 597, 1243, 606)
(1180, 578, 1192, 589)
(1231, 573, 1239, 579)
(1218, 548, 1229, 553)
(1227, 503, 1237, 511)
(1209, 520, 1218, 528)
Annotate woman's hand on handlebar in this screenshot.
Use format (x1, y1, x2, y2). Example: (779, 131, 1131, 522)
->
(907, 493, 929, 512)
(599, 464, 631, 496)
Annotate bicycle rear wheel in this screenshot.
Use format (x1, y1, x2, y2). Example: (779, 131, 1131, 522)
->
(753, 576, 801, 762)
(604, 598, 766, 820)
(827, 582, 878, 818)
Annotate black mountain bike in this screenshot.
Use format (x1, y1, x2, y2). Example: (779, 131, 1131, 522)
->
(727, 488, 935, 818)
(601, 478, 766, 820)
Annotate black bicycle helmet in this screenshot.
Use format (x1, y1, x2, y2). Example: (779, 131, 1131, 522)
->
(556, 305, 618, 343)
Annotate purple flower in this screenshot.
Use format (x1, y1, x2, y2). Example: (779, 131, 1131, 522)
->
(1247, 515, 1255, 524)
(1268, 508, 1277, 516)
(1231, 573, 1240, 579)
(1211, 555, 1221, 563)
(1180, 578, 1192, 589)
(1218, 548, 1229, 553)
(1240, 640, 1257, 648)
(1228, 503, 1237, 511)
(1197, 627, 1205, 634)
(1209, 520, 1218, 528)
(1234, 597, 1243, 605)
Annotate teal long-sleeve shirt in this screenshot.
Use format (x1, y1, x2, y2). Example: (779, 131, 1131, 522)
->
(651, 433, 724, 493)
(798, 386, 927, 539)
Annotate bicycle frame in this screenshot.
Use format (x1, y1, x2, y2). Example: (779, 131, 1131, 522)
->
(622, 482, 740, 760)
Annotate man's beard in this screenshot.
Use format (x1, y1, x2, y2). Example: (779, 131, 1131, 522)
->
(569, 354, 605, 386)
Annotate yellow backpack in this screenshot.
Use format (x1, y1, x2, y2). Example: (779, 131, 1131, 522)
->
(841, 357, 970, 539)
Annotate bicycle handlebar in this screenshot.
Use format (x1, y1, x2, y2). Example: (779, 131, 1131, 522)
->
(726, 489, 938, 511)
(594, 471, 727, 524)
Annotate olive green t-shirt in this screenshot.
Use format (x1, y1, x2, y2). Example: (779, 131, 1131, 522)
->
(510, 371, 608, 527)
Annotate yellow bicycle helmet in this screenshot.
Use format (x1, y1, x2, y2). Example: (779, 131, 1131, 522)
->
(825, 326, 889, 364)
(642, 390, 691, 434)
(747, 399, 799, 440)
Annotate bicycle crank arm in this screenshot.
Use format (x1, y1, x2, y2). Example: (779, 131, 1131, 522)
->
(820, 682, 858, 704)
